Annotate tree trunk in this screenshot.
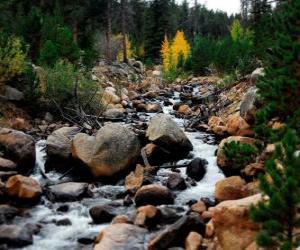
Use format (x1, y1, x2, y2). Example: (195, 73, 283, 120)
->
(106, 0, 112, 62)
(121, 0, 128, 63)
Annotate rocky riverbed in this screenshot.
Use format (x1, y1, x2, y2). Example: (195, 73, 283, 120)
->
(0, 66, 266, 250)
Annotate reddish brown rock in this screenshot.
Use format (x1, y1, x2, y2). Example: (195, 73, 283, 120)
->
(5, 175, 42, 200)
(178, 104, 192, 115)
(210, 194, 262, 250)
(191, 201, 206, 214)
(185, 231, 202, 250)
(125, 164, 144, 193)
(134, 184, 174, 207)
(226, 113, 252, 136)
(134, 205, 160, 228)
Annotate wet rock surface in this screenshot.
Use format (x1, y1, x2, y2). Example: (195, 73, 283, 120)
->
(1, 77, 264, 250)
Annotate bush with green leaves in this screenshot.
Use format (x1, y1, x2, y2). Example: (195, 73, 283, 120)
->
(44, 60, 102, 115)
(223, 141, 259, 171)
(251, 130, 300, 249)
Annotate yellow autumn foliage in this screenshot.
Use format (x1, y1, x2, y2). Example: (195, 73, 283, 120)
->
(0, 35, 26, 90)
(161, 31, 190, 73)
(117, 35, 136, 62)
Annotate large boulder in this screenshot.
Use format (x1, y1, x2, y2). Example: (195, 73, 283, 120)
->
(134, 184, 174, 207)
(0, 225, 33, 247)
(46, 127, 80, 160)
(146, 114, 193, 160)
(0, 128, 35, 171)
(240, 87, 259, 124)
(5, 175, 42, 201)
(215, 176, 249, 202)
(72, 123, 141, 178)
(209, 194, 261, 250)
(46, 182, 89, 202)
(46, 126, 80, 171)
(94, 223, 147, 250)
(148, 213, 205, 249)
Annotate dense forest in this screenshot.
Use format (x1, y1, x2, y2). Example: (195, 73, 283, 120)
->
(0, 0, 299, 249)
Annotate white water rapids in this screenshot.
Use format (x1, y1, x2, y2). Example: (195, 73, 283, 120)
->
(14, 89, 224, 250)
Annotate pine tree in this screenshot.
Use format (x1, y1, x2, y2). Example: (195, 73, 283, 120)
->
(252, 1, 300, 249)
(251, 130, 300, 249)
(255, 0, 300, 140)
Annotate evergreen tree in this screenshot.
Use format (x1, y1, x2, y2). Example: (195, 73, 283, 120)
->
(251, 130, 300, 249)
(255, 0, 300, 140)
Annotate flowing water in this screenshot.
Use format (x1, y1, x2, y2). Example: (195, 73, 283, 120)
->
(14, 88, 224, 250)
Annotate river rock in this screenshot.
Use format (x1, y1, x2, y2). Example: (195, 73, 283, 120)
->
(210, 194, 261, 250)
(125, 164, 144, 193)
(103, 108, 125, 120)
(0, 205, 20, 224)
(134, 205, 160, 228)
(225, 113, 252, 136)
(0, 157, 17, 171)
(94, 223, 147, 250)
(190, 201, 206, 215)
(89, 205, 116, 224)
(0, 225, 33, 247)
(178, 104, 192, 115)
(72, 123, 141, 178)
(136, 103, 162, 113)
(215, 176, 249, 202)
(46, 182, 89, 202)
(208, 116, 227, 136)
(217, 136, 258, 173)
(46, 126, 80, 160)
(167, 173, 187, 190)
(134, 184, 174, 207)
(186, 158, 208, 181)
(185, 232, 202, 250)
(148, 213, 205, 250)
(146, 114, 193, 160)
(112, 215, 132, 224)
(102, 89, 121, 105)
(0, 128, 35, 171)
(5, 175, 42, 201)
(142, 143, 172, 165)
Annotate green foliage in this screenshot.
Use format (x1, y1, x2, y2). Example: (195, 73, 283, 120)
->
(216, 73, 237, 89)
(0, 31, 26, 89)
(44, 60, 102, 115)
(223, 141, 259, 171)
(255, 0, 300, 138)
(163, 64, 178, 84)
(251, 130, 300, 249)
(190, 36, 215, 75)
(39, 25, 80, 67)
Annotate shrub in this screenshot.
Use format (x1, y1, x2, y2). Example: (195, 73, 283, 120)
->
(0, 31, 26, 91)
(44, 60, 102, 115)
(223, 141, 259, 171)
